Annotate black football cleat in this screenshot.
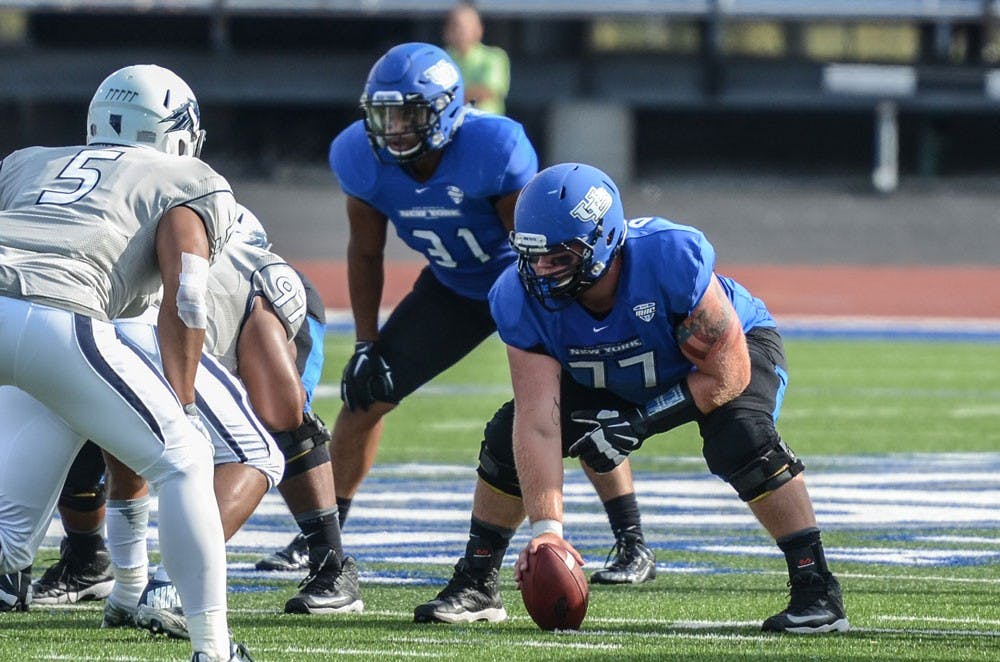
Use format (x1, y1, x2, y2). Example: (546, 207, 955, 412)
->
(413, 558, 507, 624)
(31, 538, 113, 605)
(590, 532, 657, 585)
(0, 566, 32, 612)
(284, 552, 363, 615)
(255, 533, 310, 572)
(762, 572, 850, 634)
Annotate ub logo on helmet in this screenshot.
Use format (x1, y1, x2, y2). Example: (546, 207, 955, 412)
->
(570, 186, 614, 224)
(423, 59, 460, 89)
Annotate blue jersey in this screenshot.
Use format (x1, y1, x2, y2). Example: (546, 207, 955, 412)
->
(329, 110, 538, 300)
(489, 217, 775, 405)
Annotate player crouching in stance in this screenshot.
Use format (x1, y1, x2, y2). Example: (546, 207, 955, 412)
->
(52, 208, 357, 635)
(489, 163, 848, 634)
(0, 64, 252, 660)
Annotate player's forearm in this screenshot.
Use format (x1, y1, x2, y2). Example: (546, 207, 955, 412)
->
(346, 251, 384, 341)
(156, 304, 204, 405)
(514, 435, 563, 522)
(513, 425, 565, 525)
(155, 206, 210, 406)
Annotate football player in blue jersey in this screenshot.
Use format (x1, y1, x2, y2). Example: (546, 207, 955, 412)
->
(261, 42, 651, 622)
(479, 162, 849, 634)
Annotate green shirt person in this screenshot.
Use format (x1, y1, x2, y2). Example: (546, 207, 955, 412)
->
(443, 2, 510, 116)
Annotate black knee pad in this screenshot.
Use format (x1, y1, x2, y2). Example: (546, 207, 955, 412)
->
(476, 400, 522, 498)
(700, 410, 805, 502)
(275, 411, 332, 481)
(59, 441, 107, 512)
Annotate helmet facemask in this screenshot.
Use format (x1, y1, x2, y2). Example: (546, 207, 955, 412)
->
(360, 44, 465, 164)
(362, 90, 456, 163)
(513, 223, 619, 311)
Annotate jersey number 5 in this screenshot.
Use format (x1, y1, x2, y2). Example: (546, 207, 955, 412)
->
(37, 149, 124, 206)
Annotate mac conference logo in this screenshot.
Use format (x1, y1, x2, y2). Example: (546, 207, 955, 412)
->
(633, 302, 656, 322)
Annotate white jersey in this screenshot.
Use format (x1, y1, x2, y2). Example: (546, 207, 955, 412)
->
(205, 241, 308, 373)
(0, 144, 236, 321)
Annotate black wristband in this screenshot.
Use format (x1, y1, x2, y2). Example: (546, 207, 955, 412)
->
(640, 380, 699, 435)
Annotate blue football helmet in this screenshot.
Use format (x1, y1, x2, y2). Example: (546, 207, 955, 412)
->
(511, 163, 626, 307)
(360, 42, 465, 163)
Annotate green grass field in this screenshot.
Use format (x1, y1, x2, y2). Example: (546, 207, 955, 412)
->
(3, 334, 999, 661)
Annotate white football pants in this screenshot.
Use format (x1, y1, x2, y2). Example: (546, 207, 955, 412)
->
(0, 297, 226, 623)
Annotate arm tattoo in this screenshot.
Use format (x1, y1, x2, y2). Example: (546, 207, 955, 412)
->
(676, 280, 732, 361)
(550, 396, 561, 427)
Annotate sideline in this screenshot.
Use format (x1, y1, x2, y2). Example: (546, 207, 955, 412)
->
(323, 308, 1000, 342)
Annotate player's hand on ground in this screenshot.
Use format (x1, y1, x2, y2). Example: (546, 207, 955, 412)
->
(341, 341, 394, 411)
(515, 535, 585, 588)
(568, 408, 647, 473)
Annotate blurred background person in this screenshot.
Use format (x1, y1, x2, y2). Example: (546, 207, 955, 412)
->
(443, 1, 510, 116)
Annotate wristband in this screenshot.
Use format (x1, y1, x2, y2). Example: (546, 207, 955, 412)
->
(530, 519, 563, 538)
(641, 380, 699, 434)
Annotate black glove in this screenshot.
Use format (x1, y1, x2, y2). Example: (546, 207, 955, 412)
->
(567, 408, 649, 473)
(341, 341, 394, 411)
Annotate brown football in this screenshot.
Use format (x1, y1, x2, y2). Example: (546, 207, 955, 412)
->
(519, 542, 589, 630)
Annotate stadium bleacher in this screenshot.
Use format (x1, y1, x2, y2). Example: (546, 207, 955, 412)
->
(3, 1, 1000, 186)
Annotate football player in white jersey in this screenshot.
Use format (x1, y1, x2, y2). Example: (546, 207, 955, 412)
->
(107, 207, 361, 635)
(0, 64, 249, 661)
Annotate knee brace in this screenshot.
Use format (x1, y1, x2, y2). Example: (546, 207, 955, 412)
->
(59, 441, 107, 512)
(727, 441, 804, 503)
(275, 411, 331, 481)
(476, 400, 522, 498)
(701, 411, 804, 503)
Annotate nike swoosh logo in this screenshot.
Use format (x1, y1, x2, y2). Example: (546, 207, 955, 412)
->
(593, 325, 609, 332)
(415, 187, 430, 194)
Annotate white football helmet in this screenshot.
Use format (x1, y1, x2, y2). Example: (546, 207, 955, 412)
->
(233, 204, 271, 250)
(86, 64, 206, 157)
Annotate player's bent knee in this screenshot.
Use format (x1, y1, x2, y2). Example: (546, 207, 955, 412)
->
(59, 441, 107, 511)
(59, 483, 106, 513)
(701, 412, 805, 502)
(144, 428, 215, 488)
(476, 400, 521, 498)
(275, 411, 332, 481)
(726, 442, 804, 502)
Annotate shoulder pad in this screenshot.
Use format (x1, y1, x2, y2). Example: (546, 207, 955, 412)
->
(329, 121, 379, 200)
(252, 258, 308, 340)
(454, 115, 538, 197)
